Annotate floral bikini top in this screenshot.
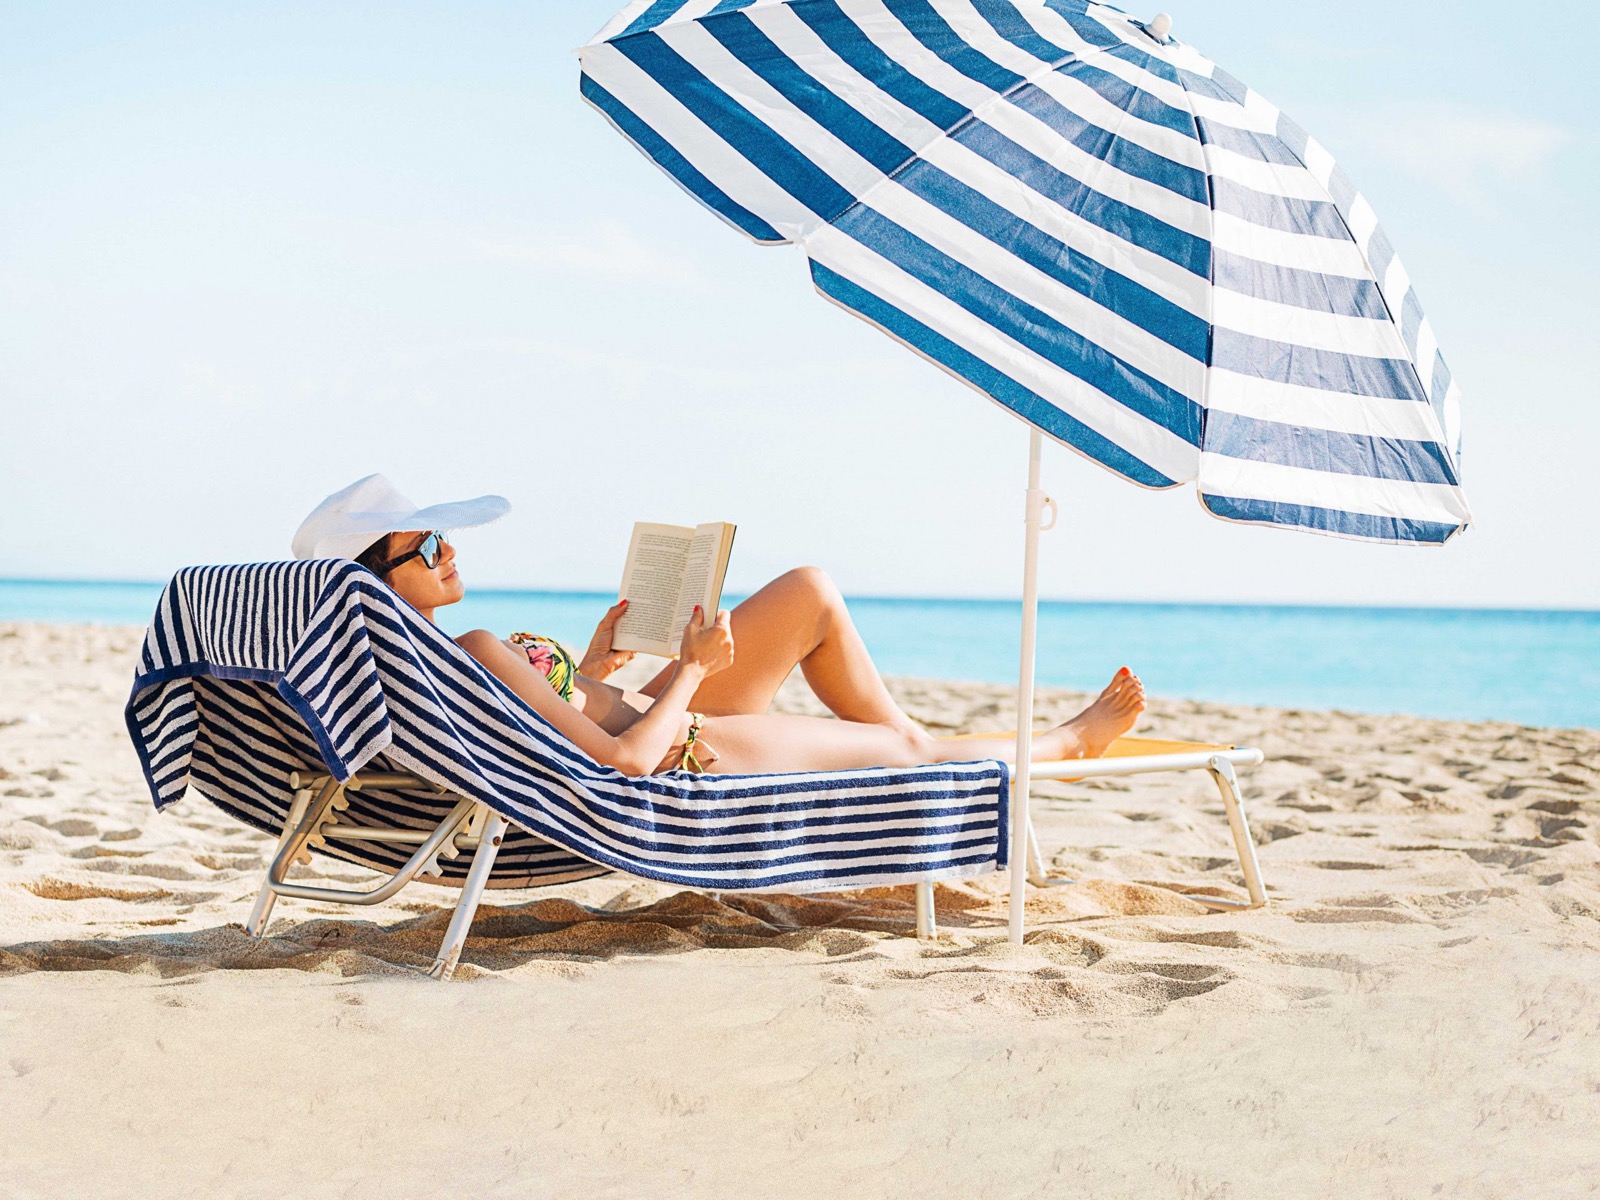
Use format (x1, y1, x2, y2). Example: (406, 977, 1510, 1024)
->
(507, 633, 577, 702)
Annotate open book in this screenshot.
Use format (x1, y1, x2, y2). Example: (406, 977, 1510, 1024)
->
(611, 521, 737, 657)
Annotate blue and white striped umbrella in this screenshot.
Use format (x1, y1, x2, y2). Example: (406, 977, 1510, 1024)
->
(579, 0, 1470, 543)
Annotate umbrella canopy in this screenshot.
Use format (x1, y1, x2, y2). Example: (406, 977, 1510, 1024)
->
(579, 0, 1470, 543)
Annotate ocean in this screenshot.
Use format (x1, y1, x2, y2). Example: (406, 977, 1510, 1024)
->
(3, 579, 1596, 731)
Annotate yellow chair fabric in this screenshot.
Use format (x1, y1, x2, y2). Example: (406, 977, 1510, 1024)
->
(939, 732, 1234, 755)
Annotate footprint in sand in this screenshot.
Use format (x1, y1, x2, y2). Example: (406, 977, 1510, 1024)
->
(1179, 854, 1237, 873)
(23, 816, 97, 837)
(1529, 799, 1582, 815)
(22, 878, 224, 906)
(1253, 819, 1308, 844)
(1401, 789, 1463, 812)
(1103, 960, 1232, 984)
(1549, 770, 1596, 787)
(1313, 860, 1386, 871)
(67, 845, 151, 860)
(192, 852, 265, 872)
(1290, 950, 1373, 974)
(1288, 905, 1425, 926)
(1124, 928, 1259, 951)
(1491, 782, 1536, 800)
(24, 878, 171, 902)
(1409, 888, 1518, 918)
(1022, 930, 1108, 966)
(1275, 788, 1334, 813)
(80, 859, 206, 882)
(1464, 846, 1544, 869)
(1523, 796, 1590, 844)
(1109, 963, 1236, 1002)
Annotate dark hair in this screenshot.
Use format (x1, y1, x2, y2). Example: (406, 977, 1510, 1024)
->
(355, 534, 392, 577)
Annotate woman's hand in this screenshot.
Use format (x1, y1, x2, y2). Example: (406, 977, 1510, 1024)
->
(679, 605, 734, 676)
(578, 599, 636, 681)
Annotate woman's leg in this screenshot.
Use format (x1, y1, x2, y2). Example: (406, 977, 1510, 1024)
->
(637, 567, 918, 731)
(698, 668, 1146, 773)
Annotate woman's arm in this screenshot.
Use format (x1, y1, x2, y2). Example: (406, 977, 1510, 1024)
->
(570, 673, 651, 734)
(457, 607, 733, 776)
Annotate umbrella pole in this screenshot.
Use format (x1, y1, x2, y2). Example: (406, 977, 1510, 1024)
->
(1010, 427, 1049, 946)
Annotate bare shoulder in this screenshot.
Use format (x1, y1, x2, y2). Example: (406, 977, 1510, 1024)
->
(458, 629, 561, 699)
(455, 629, 509, 660)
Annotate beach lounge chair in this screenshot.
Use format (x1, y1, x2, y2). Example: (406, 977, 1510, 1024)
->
(125, 560, 1267, 979)
(125, 560, 1011, 979)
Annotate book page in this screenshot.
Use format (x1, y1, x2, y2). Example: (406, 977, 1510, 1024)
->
(672, 523, 731, 649)
(612, 523, 692, 655)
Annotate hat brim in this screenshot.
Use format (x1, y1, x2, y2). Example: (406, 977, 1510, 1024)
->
(313, 495, 511, 561)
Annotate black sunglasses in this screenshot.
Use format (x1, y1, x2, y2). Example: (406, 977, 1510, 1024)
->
(375, 531, 449, 574)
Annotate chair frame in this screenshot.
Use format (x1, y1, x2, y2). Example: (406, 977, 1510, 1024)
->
(243, 769, 510, 981)
(1022, 746, 1269, 907)
(242, 745, 1266, 978)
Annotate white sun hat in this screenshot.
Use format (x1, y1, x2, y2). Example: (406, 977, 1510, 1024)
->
(292, 474, 511, 561)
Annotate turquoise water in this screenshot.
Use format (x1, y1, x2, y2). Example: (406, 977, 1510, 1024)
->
(4, 579, 1596, 730)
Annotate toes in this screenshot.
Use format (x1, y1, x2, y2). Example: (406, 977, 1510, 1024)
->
(1098, 669, 1146, 709)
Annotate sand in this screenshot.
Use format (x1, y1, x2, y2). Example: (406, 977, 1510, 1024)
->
(2, 620, 1598, 1198)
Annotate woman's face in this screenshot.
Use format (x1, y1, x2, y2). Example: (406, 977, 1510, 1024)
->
(381, 530, 464, 615)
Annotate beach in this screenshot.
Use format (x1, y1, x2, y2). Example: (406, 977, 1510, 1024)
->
(3, 620, 1598, 1197)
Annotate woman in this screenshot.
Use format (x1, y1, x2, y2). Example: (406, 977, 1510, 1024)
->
(293, 475, 1145, 778)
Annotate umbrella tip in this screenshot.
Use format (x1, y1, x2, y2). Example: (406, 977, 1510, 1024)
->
(1146, 12, 1173, 43)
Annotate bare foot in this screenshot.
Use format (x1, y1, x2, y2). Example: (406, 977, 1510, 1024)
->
(1040, 667, 1146, 760)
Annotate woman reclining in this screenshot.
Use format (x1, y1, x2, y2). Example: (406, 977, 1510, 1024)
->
(296, 477, 1146, 779)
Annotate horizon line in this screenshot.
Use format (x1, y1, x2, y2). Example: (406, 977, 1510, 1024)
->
(1, 576, 1596, 618)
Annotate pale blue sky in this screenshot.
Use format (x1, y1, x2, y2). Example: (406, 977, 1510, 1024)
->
(2, 1, 1596, 606)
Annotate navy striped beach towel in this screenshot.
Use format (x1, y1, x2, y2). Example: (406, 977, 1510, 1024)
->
(124, 560, 1009, 893)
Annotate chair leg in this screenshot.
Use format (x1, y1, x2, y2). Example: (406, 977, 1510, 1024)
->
(1025, 816, 1073, 888)
(427, 808, 509, 981)
(244, 785, 316, 937)
(914, 880, 937, 940)
(1198, 755, 1269, 911)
